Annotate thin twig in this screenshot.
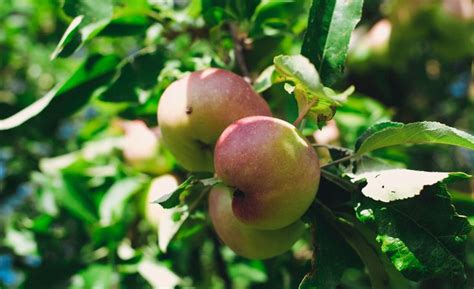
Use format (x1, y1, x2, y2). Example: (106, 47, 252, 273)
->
(210, 231, 233, 289)
(187, 186, 211, 213)
(312, 143, 352, 152)
(301, 220, 318, 285)
(320, 154, 354, 169)
(229, 23, 250, 82)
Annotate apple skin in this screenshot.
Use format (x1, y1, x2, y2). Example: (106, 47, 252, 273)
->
(214, 116, 320, 230)
(157, 68, 272, 172)
(208, 184, 305, 259)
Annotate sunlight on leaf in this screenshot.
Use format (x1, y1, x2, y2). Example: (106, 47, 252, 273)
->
(355, 121, 474, 155)
(348, 169, 470, 202)
(138, 258, 181, 288)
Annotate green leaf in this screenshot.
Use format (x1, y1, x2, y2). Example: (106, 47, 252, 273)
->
(348, 169, 471, 202)
(53, 175, 99, 224)
(253, 65, 279, 93)
(355, 121, 474, 155)
(138, 258, 181, 288)
(99, 177, 146, 226)
(299, 204, 362, 289)
(63, 0, 113, 21)
(50, 16, 84, 59)
(52, 0, 114, 58)
(338, 212, 413, 289)
(39, 137, 122, 174)
(273, 54, 353, 123)
(158, 206, 190, 253)
(100, 48, 165, 102)
(333, 94, 392, 146)
(354, 183, 471, 287)
(334, 217, 405, 289)
(301, 0, 364, 85)
(158, 199, 208, 253)
(0, 85, 61, 130)
(250, 1, 298, 38)
(99, 15, 150, 36)
(303, 201, 411, 289)
(201, 3, 234, 26)
(154, 176, 211, 252)
(53, 2, 151, 58)
(70, 264, 118, 289)
(274, 54, 323, 93)
(152, 176, 197, 209)
(0, 54, 120, 130)
(452, 191, 474, 220)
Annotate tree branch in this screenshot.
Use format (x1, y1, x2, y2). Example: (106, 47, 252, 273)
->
(210, 231, 233, 289)
(229, 23, 250, 82)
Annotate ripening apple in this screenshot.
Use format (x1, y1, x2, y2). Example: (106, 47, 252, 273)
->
(214, 116, 320, 230)
(208, 184, 305, 259)
(157, 68, 271, 172)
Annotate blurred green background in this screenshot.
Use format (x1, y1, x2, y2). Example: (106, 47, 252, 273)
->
(0, 0, 472, 288)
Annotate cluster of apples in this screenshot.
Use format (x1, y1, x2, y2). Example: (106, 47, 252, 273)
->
(157, 68, 320, 259)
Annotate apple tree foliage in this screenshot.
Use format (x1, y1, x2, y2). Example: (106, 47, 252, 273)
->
(0, 0, 473, 289)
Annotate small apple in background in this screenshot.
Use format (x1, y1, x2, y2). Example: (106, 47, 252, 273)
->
(442, 0, 472, 19)
(313, 120, 341, 166)
(121, 120, 174, 175)
(349, 19, 391, 64)
(208, 185, 305, 260)
(313, 120, 340, 146)
(214, 116, 320, 230)
(157, 68, 272, 173)
(144, 174, 180, 229)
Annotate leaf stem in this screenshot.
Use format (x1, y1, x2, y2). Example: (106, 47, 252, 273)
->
(187, 186, 211, 213)
(320, 154, 354, 168)
(312, 143, 351, 151)
(293, 97, 318, 127)
(146, 10, 162, 22)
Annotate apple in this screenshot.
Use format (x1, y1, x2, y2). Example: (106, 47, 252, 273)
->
(349, 19, 391, 64)
(144, 174, 180, 229)
(313, 120, 340, 145)
(208, 184, 305, 259)
(122, 120, 174, 175)
(214, 116, 320, 230)
(157, 68, 271, 172)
